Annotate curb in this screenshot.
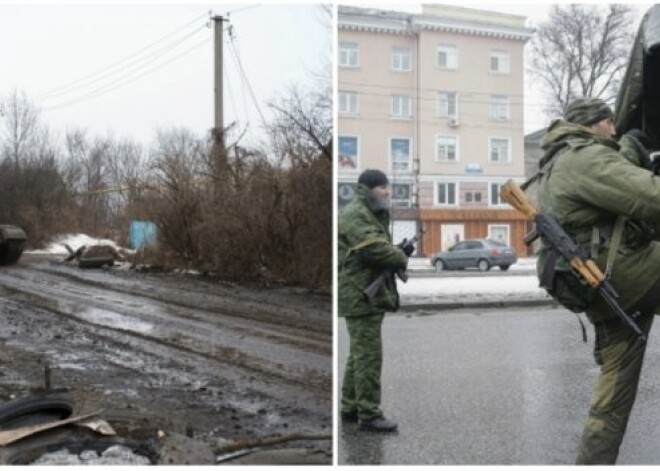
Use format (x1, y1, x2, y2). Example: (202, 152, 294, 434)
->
(399, 298, 557, 312)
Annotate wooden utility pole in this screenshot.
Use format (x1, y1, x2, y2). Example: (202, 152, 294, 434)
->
(212, 15, 226, 138)
(211, 14, 228, 179)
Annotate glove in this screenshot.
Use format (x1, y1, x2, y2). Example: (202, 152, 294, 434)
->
(652, 153, 660, 175)
(627, 128, 652, 150)
(401, 239, 415, 257)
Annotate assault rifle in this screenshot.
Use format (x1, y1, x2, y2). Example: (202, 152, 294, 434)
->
(500, 180, 646, 341)
(363, 228, 426, 306)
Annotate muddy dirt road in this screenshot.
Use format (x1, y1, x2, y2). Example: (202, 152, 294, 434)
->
(0, 254, 332, 464)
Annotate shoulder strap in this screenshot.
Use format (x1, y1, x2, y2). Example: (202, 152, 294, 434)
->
(521, 142, 570, 191)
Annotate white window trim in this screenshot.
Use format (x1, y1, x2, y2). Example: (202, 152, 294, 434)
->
(488, 224, 511, 245)
(489, 50, 510, 74)
(339, 91, 359, 115)
(392, 47, 412, 72)
(389, 136, 413, 173)
(437, 44, 458, 70)
(391, 95, 412, 120)
(434, 181, 459, 207)
(435, 134, 460, 162)
(490, 95, 510, 121)
(339, 42, 359, 68)
(488, 137, 512, 163)
(338, 134, 360, 172)
(489, 181, 509, 207)
(437, 91, 459, 119)
(391, 182, 413, 207)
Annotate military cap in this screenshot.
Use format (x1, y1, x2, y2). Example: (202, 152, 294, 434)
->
(358, 169, 389, 189)
(564, 97, 614, 126)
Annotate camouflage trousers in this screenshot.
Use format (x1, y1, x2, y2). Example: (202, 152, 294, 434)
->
(341, 313, 385, 421)
(576, 312, 654, 464)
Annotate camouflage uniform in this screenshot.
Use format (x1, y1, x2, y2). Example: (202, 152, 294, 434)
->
(538, 115, 660, 464)
(338, 183, 408, 421)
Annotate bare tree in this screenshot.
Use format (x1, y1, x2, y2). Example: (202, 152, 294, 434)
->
(0, 89, 45, 167)
(529, 4, 636, 116)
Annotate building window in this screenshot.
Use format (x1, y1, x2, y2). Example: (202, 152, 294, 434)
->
(437, 182, 457, 206)
(338, 183, 357, 209)
(392, 47, 411, 72)
(390, 138, 411, 171)
(490, 50, 510, 74)
(489, 224, 510, 245)
(339, 42, 359, 68)
(391, 95, 412, 119)
(391, 183, 412, 207)
(339, 91, 358, 114)
(489, 138, 511, 162)
(437, 44, 458, 69)
(437, 91, 457, 118)
(338, 136, 358, 170)
(490, 95, 510, 120)
(435, 135, 458, 162)
(490, 182, 507, 206)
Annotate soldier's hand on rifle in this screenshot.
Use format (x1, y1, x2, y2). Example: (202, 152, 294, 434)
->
(400, 239, 415, 257)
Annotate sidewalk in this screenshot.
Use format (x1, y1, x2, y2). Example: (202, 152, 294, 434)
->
(399, 257, 555, 311)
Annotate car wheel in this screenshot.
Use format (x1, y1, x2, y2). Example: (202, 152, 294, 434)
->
(500, 265, 510, 271)
(477, 259, 490, 271)
(434, 260, 445, 272)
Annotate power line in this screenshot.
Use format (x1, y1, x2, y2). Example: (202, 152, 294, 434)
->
(40, 25, 208, 103)
(43, 36, 212, 112)
(226, 4, 261, 15)
(228, 30, 268, 128)
(37, 11, 208, 100)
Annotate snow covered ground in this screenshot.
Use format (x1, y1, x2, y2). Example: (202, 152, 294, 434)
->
(400, 257, 550, 305)
(27, 234, 128, 255)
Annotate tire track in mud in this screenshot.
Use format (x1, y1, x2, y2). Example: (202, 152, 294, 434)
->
(33, 263, 331, 337)
(0, 262, 331, 392)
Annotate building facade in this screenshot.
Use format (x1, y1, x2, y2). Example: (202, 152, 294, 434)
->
(338, 5, 535, 256)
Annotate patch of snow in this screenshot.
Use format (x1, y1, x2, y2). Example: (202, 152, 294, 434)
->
(31, 445, 150, 465)
(27, 233, 130, 255)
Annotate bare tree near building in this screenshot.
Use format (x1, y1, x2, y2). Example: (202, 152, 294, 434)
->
(529, 4, 635, 116)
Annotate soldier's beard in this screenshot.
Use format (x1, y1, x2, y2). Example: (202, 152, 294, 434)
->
(366, 191, 390, 213)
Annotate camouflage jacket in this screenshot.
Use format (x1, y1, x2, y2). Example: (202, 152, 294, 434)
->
(338, 184, 408, 317)
(538, 120, 660, 322)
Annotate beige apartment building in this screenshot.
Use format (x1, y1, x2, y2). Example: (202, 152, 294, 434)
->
(338, 4, 535, 256)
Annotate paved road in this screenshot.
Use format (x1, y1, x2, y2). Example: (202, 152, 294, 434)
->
(338, 307, 660, 465)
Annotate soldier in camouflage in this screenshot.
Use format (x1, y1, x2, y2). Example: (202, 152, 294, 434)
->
(538, 97, 660, 464)
(338, 169, 411, 432)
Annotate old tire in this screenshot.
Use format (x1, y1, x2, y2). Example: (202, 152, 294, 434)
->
(477, 259, 490, 272)
(0, 396, 73, 430)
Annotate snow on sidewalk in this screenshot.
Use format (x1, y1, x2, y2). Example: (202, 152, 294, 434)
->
(398, 267, 550, 306)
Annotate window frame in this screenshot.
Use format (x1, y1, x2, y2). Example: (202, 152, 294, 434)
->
(339, 42, 359, 68)
(392, 47, 412, 72)
(489, 137, 511, 163)
(435, 134, 459, 162)
(338, 135, 360, 170)
(437, 44, 458, 70)
(435, 181, 458, 207)
(389, 137, 412, 172)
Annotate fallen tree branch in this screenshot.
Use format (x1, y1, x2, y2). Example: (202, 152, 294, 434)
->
(216, 432, 331, 453)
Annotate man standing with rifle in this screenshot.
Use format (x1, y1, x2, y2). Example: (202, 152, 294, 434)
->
(338, 169, 415, 432)
(521, 96, 660, 464)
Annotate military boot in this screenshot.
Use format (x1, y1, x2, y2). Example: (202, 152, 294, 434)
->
(358, 415, 398, 432)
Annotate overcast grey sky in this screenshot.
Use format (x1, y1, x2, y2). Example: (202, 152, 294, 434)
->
(0, 3, 331, 148)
